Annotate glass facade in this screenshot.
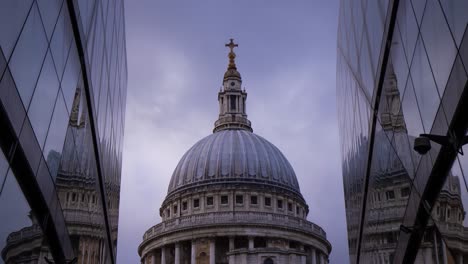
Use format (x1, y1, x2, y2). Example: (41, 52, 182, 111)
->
(337, 0, 468, 263)
(0, 0, 127, 263)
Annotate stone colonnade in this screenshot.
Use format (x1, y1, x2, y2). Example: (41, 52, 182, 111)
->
(146, 236, 328, 264)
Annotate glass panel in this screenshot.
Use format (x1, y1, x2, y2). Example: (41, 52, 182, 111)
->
(78, 0, 97, 37)
(8, 3, 48, 108)
(429, 155, 468, 264)
(0, 0, 34, 60)
(390, 25, 410, 97)
(50, 2, 73, 80)
(365, 0, 386, 78)
(36, 0, 62, 40)
(0, 47, 6, 81)
(0, 170, 51, 264)
(439, 0, 468, 47)
(410, 0, 427, 26)
(0, 151, 9, 196)
(396, 0, 419, 66)
(43, 92, 69, 181)
(409, 36, 441, 133)
(0, 68, 27, 134)
(28, 50, 60, 149)
(420, 0, 457, 97)
(61, 42, 81, 113)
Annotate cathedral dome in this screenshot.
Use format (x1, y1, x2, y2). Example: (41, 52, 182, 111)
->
(139, 40, 331, 263)
(167, 129, 301, 195)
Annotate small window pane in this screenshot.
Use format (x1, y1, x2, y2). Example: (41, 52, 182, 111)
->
(277, 199, 283, 209)
(401, 187, 410, 197)
(265, 197, 271, 206)
(194, 198, 200, 208)
(206, 196, 213, 206)
(220, 195, 228, 205)
(182, 201, 187, 211)
(250, 195, 258, 205)
(386, 190, 395, 200)
(9, 3, 48, 108)
(236, 195, 243, 204)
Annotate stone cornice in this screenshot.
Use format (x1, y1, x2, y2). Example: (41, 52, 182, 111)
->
(139, 211, 329, 255)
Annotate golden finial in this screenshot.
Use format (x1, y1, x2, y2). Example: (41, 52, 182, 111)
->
(225, 38, 238, 53)
(225, 38, 238, 69)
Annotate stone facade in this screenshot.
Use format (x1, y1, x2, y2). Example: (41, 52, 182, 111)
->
(138, 40, 331, 264)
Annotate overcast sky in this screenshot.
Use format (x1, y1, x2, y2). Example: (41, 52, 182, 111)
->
(117, 1, 348, 263)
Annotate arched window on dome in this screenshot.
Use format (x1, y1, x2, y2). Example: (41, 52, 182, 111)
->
(264, 257, 274, 264)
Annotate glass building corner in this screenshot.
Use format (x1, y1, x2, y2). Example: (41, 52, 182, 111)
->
(337, 0, 468, 263)
(0, 0, 127, 263)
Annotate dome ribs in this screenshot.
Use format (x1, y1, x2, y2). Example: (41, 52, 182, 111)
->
(184, 138, 205, 185)
(261, 136, 281, 181)
(196, 134, 215, 180)
(235, 131, 247, 177)
(244, 131, 259, 177)
(251, 134, 270, 179)
(207, 131, 223, 177)
(220, 130, 232, 177)
(167, 130, 301, 195)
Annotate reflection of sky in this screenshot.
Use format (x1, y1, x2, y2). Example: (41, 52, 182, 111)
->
(118, 1, 349, 263)
(0, 171, 34, 262)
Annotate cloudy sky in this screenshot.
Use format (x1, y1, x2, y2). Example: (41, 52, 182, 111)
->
(117, 1, 348, 263)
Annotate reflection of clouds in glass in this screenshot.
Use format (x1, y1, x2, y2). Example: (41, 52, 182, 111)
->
(0, 1, 33, 59)
(0, 150, 9, 191)
(43, 95, 69, 180)
(28, 51, 60, 149)
(0, 171, 33, 257)
(47, 150, 61, 180)
(410, 38, 441, 133)
(9, 4, 47, 108)
(61, 43, 81, 113)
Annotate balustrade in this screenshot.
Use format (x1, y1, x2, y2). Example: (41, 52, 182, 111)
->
(143, 211, 327, 241)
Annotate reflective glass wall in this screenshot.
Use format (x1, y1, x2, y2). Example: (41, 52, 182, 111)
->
(0, 0, 127, 263)
(337, 0, 468, 263)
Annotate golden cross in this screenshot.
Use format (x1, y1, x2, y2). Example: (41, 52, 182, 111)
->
(225, 38, 238, 53)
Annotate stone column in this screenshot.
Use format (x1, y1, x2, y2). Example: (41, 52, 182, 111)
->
(248, 237, 254, 249)
(457, 253, 463, 264)
(311, 248, 317, 264)
(151, 251, 156, 264)
(175, 243, 181, 264)
(301, 255, 306, 264)
(191, 240, 196, 264)
(228, 239, 235, 264)
(161, 246, 166, 264)
(423, 248, 432, 264)
(210, 240, 216, 264)
(229, 237, 235, 251)
(321, 253, 326, 264)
